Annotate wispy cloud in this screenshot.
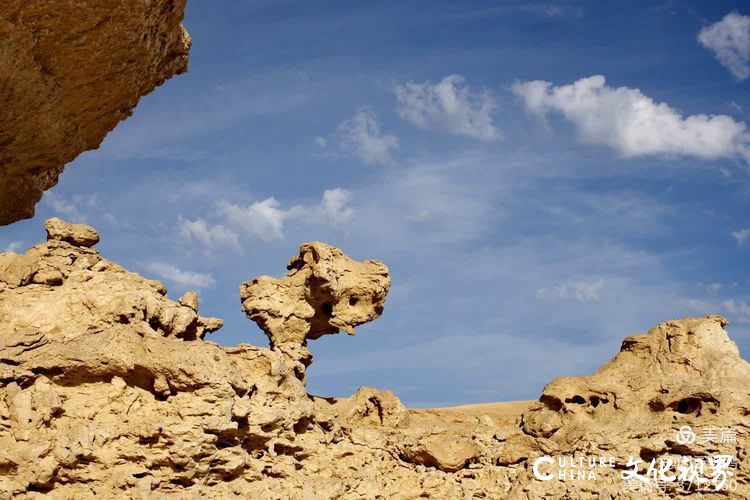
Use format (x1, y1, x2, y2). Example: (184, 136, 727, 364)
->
(42, 191, 93, 222)
(350, 156, 497, 249)
(676, 293, 750, 326)
(336, 108, 399, 165)
(144, 262, 216, 290)
(395, 75, 501, 141)
(698, 13, 750, 81)
(732, 228, 750, 245)
(696, 282, 724, 294)
(536, 278, 604, 301)
(320, 188, 354, 227)
(178, 188, 354, 254)
(531, 4, 584, 18)
(42, 190, 126, 227)
(723, 299, 750, 323)
(90, 67, 324, 162)
(177, 218, 242, 254)
(313, 329, 608, 404)
(673, 297, 721, 316)
(513, 75, 750, 162)
(101, 212, 131, 229)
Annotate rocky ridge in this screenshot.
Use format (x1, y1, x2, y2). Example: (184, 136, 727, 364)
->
(0, 0, 191, 225)
(0, 219, 747, 498)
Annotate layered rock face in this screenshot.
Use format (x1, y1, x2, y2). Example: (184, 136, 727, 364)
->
(0, 1, 191, 225)
(0, 220, 748, 498)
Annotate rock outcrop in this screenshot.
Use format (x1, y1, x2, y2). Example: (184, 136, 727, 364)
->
(241, 242, 390, 378)
(511, 314, 750, 498)
(0, 1, 191, 225)
(0, 219, 748, 498)
(0, 220, 313, 497)
(44, 218, 100, 248)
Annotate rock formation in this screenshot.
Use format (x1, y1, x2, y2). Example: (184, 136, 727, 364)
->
(512, 314, 750, 498)
(0, 1, 191, 226)
(241, 242, 390, 378)
(0, 219, 748, 498)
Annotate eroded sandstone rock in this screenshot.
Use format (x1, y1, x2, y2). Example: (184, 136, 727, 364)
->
(0, 220, 313, 497)
(0, 238, 222, 342)
(241, 242, 390, 345)
(512, 314, 750, 498)
(45, 218, 100, 247)
(240, 242, 390, 375)
(0, 1, 191, 225)
(402, 434, 480, 473)
(0, 219, 748, 498)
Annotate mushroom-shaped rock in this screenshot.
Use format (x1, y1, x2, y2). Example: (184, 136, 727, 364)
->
(240, 242, 391, 349)
(45, 218, 100, 247)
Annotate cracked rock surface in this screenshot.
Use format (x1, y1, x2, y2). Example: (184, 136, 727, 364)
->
(0, 220, 748, 498)
(0, 0, 190, 225)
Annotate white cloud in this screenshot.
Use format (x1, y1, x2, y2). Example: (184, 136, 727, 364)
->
(395, 75, 501, 141)
(732, 228, 750, 245)
(3, 241, 22, 253)
(536, 278, 604, 302)
(177, 217, 242, 253)
(145, 262, 215, 290)
(42, 191, 87, 221)
(512, 75, 750, 162)
(320, 188, 354, 227)
(313, 136, 328, 147)
(698, 13, 750, 80)
(179, 189, 354, 253)
(216, 197, 290, 243)
(336, 108, 399, 165)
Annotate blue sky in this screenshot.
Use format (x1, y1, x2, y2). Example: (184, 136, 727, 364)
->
(3, 0, 750, 406)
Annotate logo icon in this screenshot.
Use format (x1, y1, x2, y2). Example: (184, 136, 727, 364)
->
(676, 425, 696, 445)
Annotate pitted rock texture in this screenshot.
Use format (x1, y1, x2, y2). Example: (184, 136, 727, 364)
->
(241, 242, 390, 376)
(0, 0, 191, 225)
(0, 236, 223, 342)
(511, 314, 750, 498)
(0, 220, 313, 498)
(0, 219, 748, 498)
